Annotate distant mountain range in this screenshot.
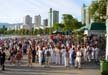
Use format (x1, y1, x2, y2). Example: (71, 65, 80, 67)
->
(0, 23, 23, 28)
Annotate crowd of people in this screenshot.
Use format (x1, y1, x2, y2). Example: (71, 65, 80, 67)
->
(0, 34, 103, 70)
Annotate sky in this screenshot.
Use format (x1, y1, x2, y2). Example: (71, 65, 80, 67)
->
(0, 0, 92, 24)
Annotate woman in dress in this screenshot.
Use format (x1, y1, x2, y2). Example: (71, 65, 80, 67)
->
(27, 45, 32, 67)
(38, 47, 43, 65)
(15, 50, 22, 66)
(55, 46, 60, 65)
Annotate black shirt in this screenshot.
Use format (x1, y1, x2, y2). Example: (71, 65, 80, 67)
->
(0, 51, 6, 65)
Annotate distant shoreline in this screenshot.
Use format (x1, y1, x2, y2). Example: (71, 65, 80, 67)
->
(0, 35, 48, 39)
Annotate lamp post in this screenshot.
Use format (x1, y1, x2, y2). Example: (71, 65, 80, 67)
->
(106, 0, 108, 61)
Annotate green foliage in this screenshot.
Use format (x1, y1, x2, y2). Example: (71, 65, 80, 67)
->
(33, 29, 38, 35)
(0, 14, 82, 35)
(43, 28, 50, 34)
(62, 14, 73, 31)
(62, 14, 83, 31)
(89, 1, 99, 17)
(38, 28, 43, 34)
(89, 0, 107, 22)
(53, 23, 64, 31)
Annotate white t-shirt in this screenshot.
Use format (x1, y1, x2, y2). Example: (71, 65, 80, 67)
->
(76, 51, 82, 57)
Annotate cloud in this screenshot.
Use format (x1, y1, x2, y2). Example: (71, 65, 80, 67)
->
(84, 0, 92, 5)
(38, 0, 81, 16)
(30, 0, 82, 21)
(0, 0, 91, 23)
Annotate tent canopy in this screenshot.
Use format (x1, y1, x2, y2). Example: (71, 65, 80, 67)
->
(74, 22, 106, 32)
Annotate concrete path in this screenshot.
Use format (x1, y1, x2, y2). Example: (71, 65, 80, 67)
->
(0, 55, 101, 75)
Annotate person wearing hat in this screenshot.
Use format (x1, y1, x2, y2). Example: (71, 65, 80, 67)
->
(0, 48, 6, 71)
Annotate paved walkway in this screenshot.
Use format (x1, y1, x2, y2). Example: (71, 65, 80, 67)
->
(0, 55, 101, 75)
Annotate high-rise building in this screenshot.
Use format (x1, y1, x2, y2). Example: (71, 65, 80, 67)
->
(48, 8, 59, 27)
(24, 15, 32, 25)
(81, 4, 86, 25)
(81, 4, 90, 25)
(34, 15, 41, 27)
(86, 7, 90, 25)
(22, 15, 32, 30)
(52, 10, 59, 24)
(48, 8, 53, 27)
(43, 19, 48, 26)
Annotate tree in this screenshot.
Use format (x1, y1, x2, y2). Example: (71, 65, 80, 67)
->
(53, 23, 64, 31)
(97, 0, 106, 22)
(89, 0, 107, 22)
(62, 14, 73, 31)
(33, 29, 38, 35)
(37, 28, 44, 34)
(62, 14, 83, 31)
(43, 28, 50, 34)
(0, 28, 4, 34)
(89, 1, 99, 17)
(6, 30, 15, 35)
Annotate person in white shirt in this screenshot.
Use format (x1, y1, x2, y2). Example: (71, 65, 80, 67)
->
(75, 47, 82, 69)
(83, 46, 87, 62)
(61, 47, 66, 65)
(55, 47, 60, 65)
(91, 46, 95, 60)
(94, 46, 99, 61)
(86, 46, 92, 62)
(69, 47, 73, 65)
(44, 47, 51, 67)
(51, 47, 56, 64)
(38, 47, 43, 65)
(64, 50, 69, 67)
